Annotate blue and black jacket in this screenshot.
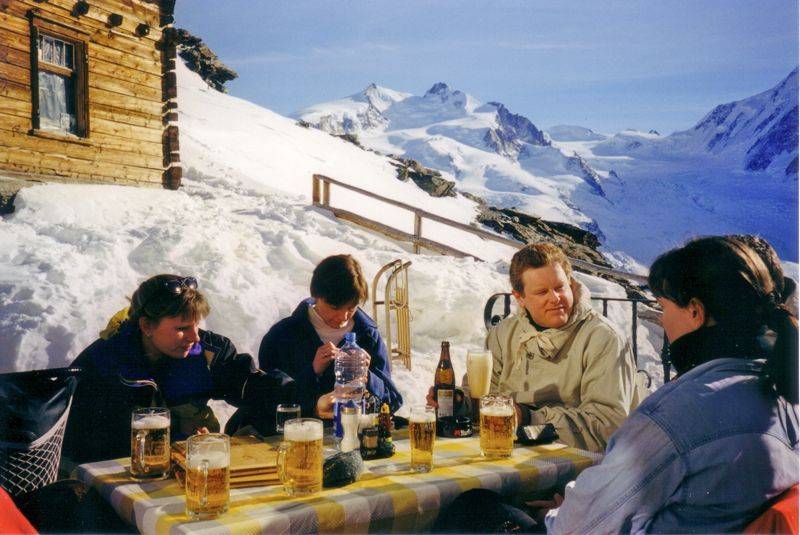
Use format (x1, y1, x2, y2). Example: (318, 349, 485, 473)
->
(63, 321, 295, 464)
(258, 298, 403, 415)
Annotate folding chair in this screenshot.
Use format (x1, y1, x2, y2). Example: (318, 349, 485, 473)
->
(0, 367, 80, 496)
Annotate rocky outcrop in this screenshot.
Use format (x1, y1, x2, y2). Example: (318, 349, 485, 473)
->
(565, 153, 606, 197)
(477, 206, 605, 265)
(476, 205, 648, 298)
(174, 29, 237, 92)
(391, 157, 456, 197)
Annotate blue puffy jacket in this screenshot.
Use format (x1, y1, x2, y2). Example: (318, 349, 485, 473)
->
(258, 298, 403, 415)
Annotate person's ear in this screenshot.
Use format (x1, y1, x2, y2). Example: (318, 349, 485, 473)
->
(139, 317, 153, 338)
(687, 297, 707, 329)
(512, 289, 524, 307)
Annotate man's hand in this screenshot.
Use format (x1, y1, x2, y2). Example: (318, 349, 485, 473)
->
(425, 386, 437, 408)
(313, 342, 338, 376)
(526, 493, 564, 523)
(315, 392, 336, 420)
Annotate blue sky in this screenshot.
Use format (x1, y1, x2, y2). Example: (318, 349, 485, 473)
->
(175, 1, 798, 134)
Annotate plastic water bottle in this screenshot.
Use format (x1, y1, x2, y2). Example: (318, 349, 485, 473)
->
(334, 333, 369, 402)
(333, 333, 369, 443)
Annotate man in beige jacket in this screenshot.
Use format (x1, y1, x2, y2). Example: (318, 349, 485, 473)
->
(488, 243, 638, 453)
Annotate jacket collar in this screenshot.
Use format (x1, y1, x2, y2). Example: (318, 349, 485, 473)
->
(669, 323, 766, 377)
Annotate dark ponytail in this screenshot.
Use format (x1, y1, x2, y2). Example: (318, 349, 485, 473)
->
(764, 304, 799, 403)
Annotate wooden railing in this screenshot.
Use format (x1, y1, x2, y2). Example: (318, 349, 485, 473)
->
(311, 173, 648, 285)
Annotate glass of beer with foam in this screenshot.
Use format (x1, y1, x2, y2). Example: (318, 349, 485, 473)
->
(185, 433, 230, 520)
(130, 407, 171, 480)
(409, 405, 436, 472)
(277, 418, 323, 496)
(479, 395, 516, 458)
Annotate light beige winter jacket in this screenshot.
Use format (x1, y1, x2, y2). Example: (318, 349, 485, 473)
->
(486, 280, 638, 453)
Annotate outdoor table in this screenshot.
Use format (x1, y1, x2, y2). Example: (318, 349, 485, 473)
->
(75, 432, 602, 534)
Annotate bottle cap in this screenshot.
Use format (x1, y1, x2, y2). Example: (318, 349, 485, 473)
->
(344, 332, 357, 343)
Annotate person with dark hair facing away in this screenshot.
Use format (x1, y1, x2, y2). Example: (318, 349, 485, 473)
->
(539, 236, 798, 533)
(259, 255, 402, 419)
(63, 274, 296, 465)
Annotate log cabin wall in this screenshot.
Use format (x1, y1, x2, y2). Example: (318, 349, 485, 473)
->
(0, 0, 180, 190)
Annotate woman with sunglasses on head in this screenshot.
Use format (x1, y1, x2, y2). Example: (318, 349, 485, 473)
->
(62, 274, 296, 465)
(539, 236, 798, 533)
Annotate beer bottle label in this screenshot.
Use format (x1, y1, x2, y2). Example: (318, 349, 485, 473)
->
(437, 388, 454, 418)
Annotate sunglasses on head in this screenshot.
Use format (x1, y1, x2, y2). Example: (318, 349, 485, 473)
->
(139, 277, 199, 314)
(162, 276, 198, 294)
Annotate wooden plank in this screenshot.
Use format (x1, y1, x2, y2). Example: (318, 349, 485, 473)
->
(91, 102, 162, 129)
(0, 112, 164, 158)
(0, 126, 164, 169)
(0, 60, 29, 86)
(90, 55, 161, 88)
(89, 115, 162, 143)
(0, 142, 164, 181)
(0, 43, 29, 69)
(0, 159, 161, 186)
(90, 69, 161, 102)
(90, 86, 163, 117)
(0, 96, 30, 119)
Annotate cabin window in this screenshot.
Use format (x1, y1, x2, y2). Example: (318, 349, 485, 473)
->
(31, 30, 88, 137)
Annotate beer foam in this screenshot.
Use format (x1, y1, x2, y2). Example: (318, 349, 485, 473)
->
(410, 412, 436, 424)
(284, 421, 323, 442)
(131, 415, 170, 429)
(480, 406, 514, 417)
(187, 451, 229, 470)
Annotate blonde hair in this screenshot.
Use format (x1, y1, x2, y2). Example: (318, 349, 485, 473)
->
(509, 243, 572, 294)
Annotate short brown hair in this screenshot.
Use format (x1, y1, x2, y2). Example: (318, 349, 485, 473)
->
(310, 255, 369, 307)
(129, 274, 210, 324)
(510, 243, 573, 294)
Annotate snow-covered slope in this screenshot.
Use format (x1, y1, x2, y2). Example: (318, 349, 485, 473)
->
(547, 125, 608, 142)
(296, 83, 612, 238)
(0, 63, 662, 422)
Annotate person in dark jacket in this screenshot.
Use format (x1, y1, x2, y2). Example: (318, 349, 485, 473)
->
(259, 255, 402, 417)
(62, 274, 296, 465)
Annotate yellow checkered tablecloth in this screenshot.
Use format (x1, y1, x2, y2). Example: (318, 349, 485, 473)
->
(75, 435, 601, 534)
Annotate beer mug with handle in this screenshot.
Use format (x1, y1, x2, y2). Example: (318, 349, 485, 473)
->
(130, 407, 171, 480)
(185, 433, 230, 520)
(409, 405, 436, 472)
(277, 418, 323, 496)
(480, 395, 516, 458)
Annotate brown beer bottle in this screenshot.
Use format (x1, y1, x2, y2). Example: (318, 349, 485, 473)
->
(434, 341, 456, 421)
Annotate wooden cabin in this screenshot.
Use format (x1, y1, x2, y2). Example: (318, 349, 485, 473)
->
(0, 0, 180, 204)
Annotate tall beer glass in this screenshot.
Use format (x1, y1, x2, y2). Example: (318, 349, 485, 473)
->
(130, 407, 171, 480)
(277, 418, 323, 496)
(480, 395, 516, 458)
(466, 349, 493, 424)
(185, 433, 230, 520)
(409, 406, 436, 472)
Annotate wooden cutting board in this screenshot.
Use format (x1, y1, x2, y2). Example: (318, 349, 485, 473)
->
(172, 435, 277, 475)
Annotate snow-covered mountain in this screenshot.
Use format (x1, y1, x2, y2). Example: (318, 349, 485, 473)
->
(299, 72, 798, 263)
(296, 82, 616, 260)
(593, 69, 798, 177)
(547, 125, 608, 142)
